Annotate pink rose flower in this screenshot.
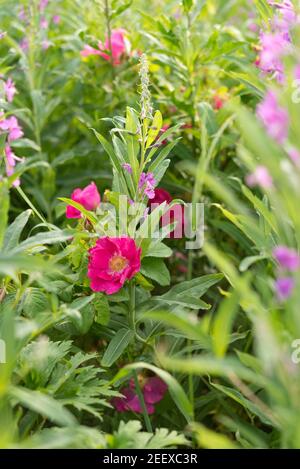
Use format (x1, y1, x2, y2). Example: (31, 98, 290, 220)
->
(149, 188, 185, 239)
(88, 237, 141, 294)
(98, 29, 127, 65)
(81, 29, 128, 66)
(66, 182, 101, 219)
(112, 376, 167, 414)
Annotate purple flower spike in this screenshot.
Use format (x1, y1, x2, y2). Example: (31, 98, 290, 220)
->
(273, 246, 300, 271)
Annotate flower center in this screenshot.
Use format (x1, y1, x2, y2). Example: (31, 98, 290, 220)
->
(109, 254, 128, 273)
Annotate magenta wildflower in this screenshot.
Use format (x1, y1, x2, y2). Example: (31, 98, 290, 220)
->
(256, 91, 289, 144)
(246, 166, 273, 189)
(39, 0, 49, 12)
(20, 38, 29, 52)
(273, 246, 300, 271)
(41, 40, 51, 50)
(0, 31, 6, 40)
(4, 78, 17, 103)
(0, 115, 24, 142)
(257, 32, 288, 83)
(40, 17, 48, 29)
(122, 163, 132, 174)
(4, 145, 22, 187)
(138, 172, 156, 199)
(275, 277, 295, 301)
(53, 15, 60, 25)
(287, 147, 300, 166)
(112, 376, 167, 414)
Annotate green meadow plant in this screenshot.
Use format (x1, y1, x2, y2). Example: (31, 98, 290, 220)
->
(1, 0, 300, 450)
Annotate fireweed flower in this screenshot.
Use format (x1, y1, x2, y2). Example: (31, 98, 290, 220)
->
(245, 166, 273, 189)
(40, 17, 48, 29)
(275, 277, 295, 301)
(122, 163, 132, 174)
(4, 145, 22, 186)
(87, 237, 141, 295)
(273, 246, 300, 271)
(256, 91, 289, 144)
(4, 78, 17, 103)
(138, 172, 156, 199)
(39, 0, 49, 12)
(66, 182, 100, 219)
(257, 32, 288, 83)
(0, 115, 24, 142)
(112, 376, 167, 414)
(20, 38, 29, 52)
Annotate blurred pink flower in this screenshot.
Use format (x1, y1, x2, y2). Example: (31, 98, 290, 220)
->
(4, 78, 17, 103)
(66, 182, 101, 219)
(112, 376, 167, 414)
(39, 0, 49, 12)
(256, 91, 289, 144)
(0, 115, 24, 141)
(0, 31, 6, 40)
(41, 40, 51, 50)
(40, 17, 48, 29)
(246, 166, 273, 189)
(122, 163, 132, 174)
(98, 29, 127, 65)
(81, 29, 128, 65)
(53, 15, 60, 25)
(275, 277, 294, 301)
(149, 188, 185, 239)
(5, 145, 22, 187)
(20, 37, 29, 51)
(80, 44, 102, 57)
(287, 147, 300, 166)
(273, 246, 300, 271)
(88, 237, 141, 294)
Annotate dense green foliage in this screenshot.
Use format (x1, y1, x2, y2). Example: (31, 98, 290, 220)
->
(1, 0, 300, 449)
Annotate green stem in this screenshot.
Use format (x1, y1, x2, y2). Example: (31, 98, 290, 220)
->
(129, 280, 136, 334)
(132, 370, 153, 433)
(16, 186, 47, 225)
(104, 0, 116, 84)
(128, 282, 153, 432)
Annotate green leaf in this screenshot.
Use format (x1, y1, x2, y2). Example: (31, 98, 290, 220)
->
(10, 386, 76, 427)
(190, 422, 238, 449)
(212, 289, 239, 358)
(101, 328, 134, 367)
(0, 180, 9, 250)
(58, 198, 97, 224)
(93, 293, 110, 326)
(10, 229, 73, 254)
(146, 110, 163, 148)
(3, 209, 32, 252)
(141, 257, 170, 286)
